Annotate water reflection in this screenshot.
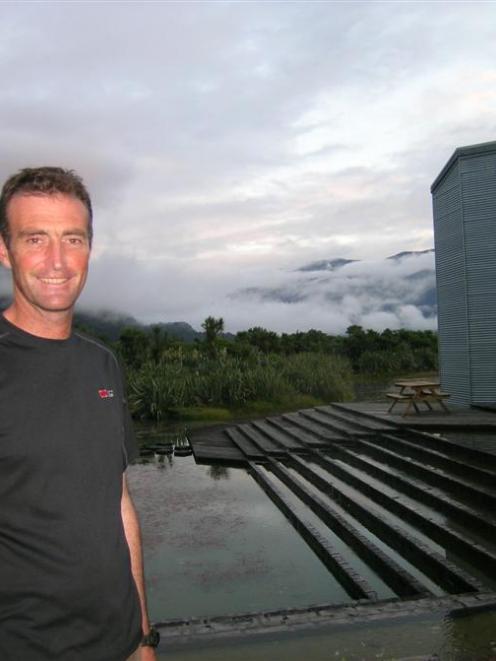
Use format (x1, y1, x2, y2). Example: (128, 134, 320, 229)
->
(207, 464, 230, 481)
(442, 605, 496, 658)
(127, 454, 349, 621)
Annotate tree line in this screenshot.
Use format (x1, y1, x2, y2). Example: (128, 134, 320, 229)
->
(84, 317, 437, 421)
(113, 318, 438, 375)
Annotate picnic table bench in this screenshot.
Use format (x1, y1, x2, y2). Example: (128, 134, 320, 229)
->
(387, 380, 450, 416)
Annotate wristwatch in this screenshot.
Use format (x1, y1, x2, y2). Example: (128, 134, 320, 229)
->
(141, 626, 160, 648)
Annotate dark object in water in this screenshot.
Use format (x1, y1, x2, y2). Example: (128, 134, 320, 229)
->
(174, 445, 192, 457)
(152, 442, 174, 455)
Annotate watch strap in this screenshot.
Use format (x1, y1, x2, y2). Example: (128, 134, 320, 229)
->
(141, 626, 160, 648)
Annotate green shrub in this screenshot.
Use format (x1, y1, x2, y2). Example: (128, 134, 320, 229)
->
(127, 363, 196, 420)
(278, 353, 354, 401)
(127, 351, 354, 421)
(172, 407, 232, 422)
(356, 351, 400, 375)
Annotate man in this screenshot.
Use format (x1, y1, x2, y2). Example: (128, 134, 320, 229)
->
(0, 167, 159, 660)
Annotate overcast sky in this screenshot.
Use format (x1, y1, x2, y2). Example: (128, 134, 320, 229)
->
(1, 1, 495, 332)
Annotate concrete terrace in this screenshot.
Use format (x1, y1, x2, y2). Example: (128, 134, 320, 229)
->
(165, 402, 496, 645)
(339, 401, 496, 433)
(190, 402, 496, 464)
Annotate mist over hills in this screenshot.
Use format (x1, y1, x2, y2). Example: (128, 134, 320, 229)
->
(296, 258, 359, 272)
(230, 249, 437, 331)
(0, 249, 437, 336)
(292, 250, 434, 274)
(387, 249, 434, 261)
(0, 294, 201, 343)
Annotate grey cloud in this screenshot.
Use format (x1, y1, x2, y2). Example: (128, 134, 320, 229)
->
(71, 248, 437, 335)
(0, 1, 493, 332)
(227, 251, 437, 332)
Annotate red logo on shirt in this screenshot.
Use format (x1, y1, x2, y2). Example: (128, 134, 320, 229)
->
(98, 389, 114, 399)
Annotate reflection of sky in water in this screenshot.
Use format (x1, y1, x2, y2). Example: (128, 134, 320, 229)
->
(127, 455, 349, 620)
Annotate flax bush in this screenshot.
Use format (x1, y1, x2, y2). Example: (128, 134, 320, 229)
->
(127, 363, 196, 420)
(127, 352, 353, 421)
(278, 353, 354, 402)
(195, 365, 251, 407)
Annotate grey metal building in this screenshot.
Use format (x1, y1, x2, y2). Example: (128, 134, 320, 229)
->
(431, 140, 496, 407)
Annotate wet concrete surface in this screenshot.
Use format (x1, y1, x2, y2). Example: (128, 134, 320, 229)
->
(154, 594, 496, 660)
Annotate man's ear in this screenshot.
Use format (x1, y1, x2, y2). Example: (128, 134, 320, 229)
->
(0, 236, 12, 270)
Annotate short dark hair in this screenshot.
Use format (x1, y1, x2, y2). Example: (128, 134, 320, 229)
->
(0, 166, 93, 246)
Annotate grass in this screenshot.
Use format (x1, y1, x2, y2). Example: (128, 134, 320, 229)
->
(169, 406, 233, 422)
(352, 370, 438, 384)
(352, 370, 439, 402)
(133, 394, 326, 436)
(233, 394, 323, 418)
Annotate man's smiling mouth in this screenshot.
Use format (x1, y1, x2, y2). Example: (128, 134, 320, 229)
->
(39, 277, 70, 284)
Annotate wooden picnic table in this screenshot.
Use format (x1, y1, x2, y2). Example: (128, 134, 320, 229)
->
(387, 379, 450, 416)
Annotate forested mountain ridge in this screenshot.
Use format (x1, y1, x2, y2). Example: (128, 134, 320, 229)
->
(0, 294, 202, 343)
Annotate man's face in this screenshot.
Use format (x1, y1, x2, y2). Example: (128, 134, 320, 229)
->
(0, 193, 91, 317)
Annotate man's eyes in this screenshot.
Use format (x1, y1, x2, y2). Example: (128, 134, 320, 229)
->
(24, 236, 87, 246)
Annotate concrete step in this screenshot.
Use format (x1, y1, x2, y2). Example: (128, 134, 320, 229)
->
(353, 437, 496, 512)
(332, 403, 496, 469)
(304, 451, 496, 582)
(401, 428, 496, 469)
(323, 443, 496, 545)
(299, 409, 374, 437)
(237, 424, 286, 456)
(251, 419, 307, 451)
(225, 427, 266, 461)
(291, 457, 482, 594)
(288, 455, 484, 594)
(249, 461, 375, 600)
(268, 459, 428, 599)
(281, 412, 348, 442)
(266, 416, 336, 448)
(318, 405, 398, 433)
(369, 432, 496, 491)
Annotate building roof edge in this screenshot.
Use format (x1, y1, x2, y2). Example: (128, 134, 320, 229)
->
(431, 140, 496, 193)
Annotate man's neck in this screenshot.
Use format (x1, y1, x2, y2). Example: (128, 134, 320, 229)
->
(3, 303, 73, 340)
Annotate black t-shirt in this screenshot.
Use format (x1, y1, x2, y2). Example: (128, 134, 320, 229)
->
(0, 315, 141, 661)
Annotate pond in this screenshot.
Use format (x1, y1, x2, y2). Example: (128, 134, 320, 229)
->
(127, 454, 350, 620)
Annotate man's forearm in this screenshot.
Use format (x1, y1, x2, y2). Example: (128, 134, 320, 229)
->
(121, 475, 151, 635)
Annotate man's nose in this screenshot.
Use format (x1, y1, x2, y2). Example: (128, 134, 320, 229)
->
(47, 240, 65, 270)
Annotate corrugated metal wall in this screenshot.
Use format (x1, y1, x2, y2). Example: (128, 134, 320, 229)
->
(432, 142, 496, 406)
(460, 153, 496, 403)
(432, 159, 470, 405)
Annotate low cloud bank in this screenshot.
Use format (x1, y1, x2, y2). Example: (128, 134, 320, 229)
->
(72, 248, 437, 334)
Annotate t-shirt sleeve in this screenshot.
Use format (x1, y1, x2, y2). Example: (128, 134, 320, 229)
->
(117, 361, 139, 467)
(123, 396, 139, 466)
